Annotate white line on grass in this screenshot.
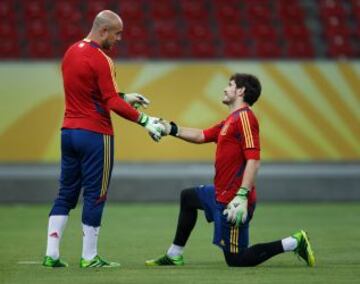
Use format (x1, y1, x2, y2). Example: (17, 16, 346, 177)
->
(17, 261, 41, 265)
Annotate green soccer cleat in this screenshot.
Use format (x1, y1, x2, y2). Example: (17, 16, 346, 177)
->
(292, 230, 315, 267)
(42, 256, 68, 268)
(80, 255, 120, 268)
(145, 254, 184, 266)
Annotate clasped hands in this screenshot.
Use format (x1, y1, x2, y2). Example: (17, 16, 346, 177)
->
(147, 119, 175, 142)
(123, 93, 172, 143)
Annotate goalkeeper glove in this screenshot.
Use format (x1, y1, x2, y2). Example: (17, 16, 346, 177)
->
(223, 187, 249, 227)
(120, 92, 150, 109)
(138, 113, 164, 142)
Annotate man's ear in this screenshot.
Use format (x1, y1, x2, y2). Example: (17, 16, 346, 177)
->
(237, 87, 246, 97)
(99, 27, 108, 38)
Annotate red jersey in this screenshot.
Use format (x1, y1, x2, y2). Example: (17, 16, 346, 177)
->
(61, 39, 140, 135)
(203, 106, 260, 206)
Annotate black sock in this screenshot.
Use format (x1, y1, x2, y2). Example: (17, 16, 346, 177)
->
(224, 240, 284, 267)
(173, 188, 203, 246)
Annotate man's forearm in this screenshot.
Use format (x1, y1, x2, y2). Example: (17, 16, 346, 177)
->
(105, 95, 140, 122)
(240, 159, 261, 191)
(176, 127, 205, 144)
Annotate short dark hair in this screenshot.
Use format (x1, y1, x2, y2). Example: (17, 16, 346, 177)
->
(230, 73, 261, 106)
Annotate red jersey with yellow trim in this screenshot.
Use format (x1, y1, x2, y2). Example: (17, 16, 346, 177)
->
(203, 106, 260, 205)
(61, 39, 140, 135)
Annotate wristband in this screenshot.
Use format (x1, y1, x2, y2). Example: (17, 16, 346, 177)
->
(169, 121, 178, 136)
(138, 113, 148, 126)
(237, 187, 249, 198)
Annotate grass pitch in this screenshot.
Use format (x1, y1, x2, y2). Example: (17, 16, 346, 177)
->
(0, 203, 359, 284)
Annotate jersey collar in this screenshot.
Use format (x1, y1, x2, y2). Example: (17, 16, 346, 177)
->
(232, 103, 250, 114)
(83, 38, 101, 49)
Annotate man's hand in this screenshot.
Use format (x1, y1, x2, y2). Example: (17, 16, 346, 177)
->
(158, 119, 171, 135)
(223, 187, 249, 227)
(138, 113, 165, 142)
(123, 93, 150, 109)
(159, 119, 178, 136)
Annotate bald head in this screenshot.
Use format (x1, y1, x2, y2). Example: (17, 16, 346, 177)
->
(93, 10, 123, 31)
(88, 10, 123, 51)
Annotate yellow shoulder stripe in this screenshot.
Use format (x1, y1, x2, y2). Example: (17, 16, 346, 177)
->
(97, 49, 119, 93)
(239, 111, 254, 148)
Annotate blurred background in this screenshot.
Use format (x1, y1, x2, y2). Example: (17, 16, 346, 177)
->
(0, 0, 359, 203)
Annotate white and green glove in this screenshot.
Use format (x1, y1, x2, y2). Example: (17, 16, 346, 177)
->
(138, 113, 165, 142)
(223, 187, 249, 227)
(121, 93, 150, 109)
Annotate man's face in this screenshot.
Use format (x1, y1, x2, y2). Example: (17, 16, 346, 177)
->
(101, 22, 123, 50)
(222, 80, 239, 105)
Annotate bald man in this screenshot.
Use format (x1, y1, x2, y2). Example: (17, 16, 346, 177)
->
(43, 10, 164, 268)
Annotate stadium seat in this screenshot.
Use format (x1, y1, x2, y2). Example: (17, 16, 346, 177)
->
(186, 24, 213, 41)
(154, 21, 181, 42)
(249, 24, 278, 41)
(25, 20, 51, 40)
(222, 41, 252, 58)
(157, 41, 185, 59)
(278, 4, 305, 24)
(254, 40, 282, 58)
(352, 22, 360, 41)
(123, 25, 149, 41)
(189, 41, 217, 58)
(24, 0, 47, 21)
(283, 24, 310, 41)
(149, 1, 177, 21)
(286, 40, 315, 58)
(353, 5, 360, 21)
(212, 0, 241, 6)
(218, 25, 246, 41)
(0, 1, 16, 25)
(0, 1, 12, 17)
(118, 1, 145, 24)
(28, 41, 55, 58)
(0, 22, 17, 41)
(180, 0, 209, 22)
(53, 1, 82, 26)
(244, 3, 272, 24)
(214, 3, 241, 25)
(319, 0, 346, 17)
(323, 25, 352, 40)
(0, 39, 20, 58)
(125, 42, 154, 58)
(327, 35, 354, 57)
(59, 24, 85, 43)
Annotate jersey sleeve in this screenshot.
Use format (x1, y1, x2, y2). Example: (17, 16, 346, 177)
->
(203, 121, 224, 143)
(238, 111, 260, 160)
(94, 52, 140, 122)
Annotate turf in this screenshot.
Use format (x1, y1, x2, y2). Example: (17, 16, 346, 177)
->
(0, 203, 359, 284)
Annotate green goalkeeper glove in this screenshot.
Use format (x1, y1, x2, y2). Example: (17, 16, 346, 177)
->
(138, 113, 165, 142)
(223, 187, 249, 227)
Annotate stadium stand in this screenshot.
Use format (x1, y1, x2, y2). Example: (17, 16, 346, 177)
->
(0, 0, 358, 59)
